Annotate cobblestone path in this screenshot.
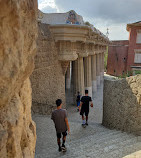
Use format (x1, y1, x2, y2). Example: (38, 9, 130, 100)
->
(33, 83, 141, 158)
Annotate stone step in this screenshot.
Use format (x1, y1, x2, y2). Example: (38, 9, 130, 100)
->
(81, 136, 140, 158)
(69, 128, 129, 145)
(61, 131, 134, 157)
(100, 141, 141, 158)
(67, 129, 121, 146)
(82, 133, 134, 152)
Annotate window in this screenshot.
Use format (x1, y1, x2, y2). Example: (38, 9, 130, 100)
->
(136, 30, 141, 44)
(134, 49, 141, 63)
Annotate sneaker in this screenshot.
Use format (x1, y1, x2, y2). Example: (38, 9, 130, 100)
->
(85, 122, 88, 126)
(61, 144, 67, 152)
(82, 124, 86, 128)
(58, 146, 62, 152)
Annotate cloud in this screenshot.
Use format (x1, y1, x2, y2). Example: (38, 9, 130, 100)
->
(38, 0, 58, 13)
(54, 0, 141, 24)
(38, 0, 140, 40)
(41, 5, 58, 13)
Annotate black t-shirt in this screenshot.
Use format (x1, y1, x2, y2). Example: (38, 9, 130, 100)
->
(76, 95, 81, 102)
(81, 96, 92, 111)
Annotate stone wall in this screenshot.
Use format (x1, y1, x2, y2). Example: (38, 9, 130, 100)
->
(0, 1, 37, 157)
(103, 75, 141, 135)
(31, 23, 66, 115)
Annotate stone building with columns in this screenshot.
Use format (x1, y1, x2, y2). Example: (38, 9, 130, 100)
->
(31, 10, 109, 114)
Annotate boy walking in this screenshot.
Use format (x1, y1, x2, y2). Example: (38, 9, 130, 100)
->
(79, 90, 93, 126)
(51, 99, 70, 152)
(76, 91, 81, 111)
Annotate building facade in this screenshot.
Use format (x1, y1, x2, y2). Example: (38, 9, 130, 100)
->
(107, 21, 141, 76)
(31, 10, 109, 114)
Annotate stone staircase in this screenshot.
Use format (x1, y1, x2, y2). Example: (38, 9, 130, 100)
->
(34, 83, 141, 158)
(35, 118, 141, 158)
(61, 122, 141, 158)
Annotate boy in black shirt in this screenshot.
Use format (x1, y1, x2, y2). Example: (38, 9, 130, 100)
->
(79, 90, 93, 126)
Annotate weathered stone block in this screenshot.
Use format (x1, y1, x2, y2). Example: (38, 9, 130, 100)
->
(103, 75, 141, 135)
(0, 0, 37, 157)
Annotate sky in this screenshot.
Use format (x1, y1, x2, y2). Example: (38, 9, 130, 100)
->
(38, 0, 141, 41)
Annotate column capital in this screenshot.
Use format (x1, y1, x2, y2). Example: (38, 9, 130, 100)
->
(56, 41, 78, 61)
(61, 61, 69, 75)
(77, 43, 89, 57)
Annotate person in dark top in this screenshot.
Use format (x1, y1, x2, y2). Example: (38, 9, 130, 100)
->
(51, 99, 70, 152)
(76, 91, 81, 111)
(79, 90, 93, 126)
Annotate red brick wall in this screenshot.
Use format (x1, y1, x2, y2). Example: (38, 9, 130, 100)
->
(107, 44, 128, 76)
(111, 40, 129, 46)
(127, 27, 141, 71)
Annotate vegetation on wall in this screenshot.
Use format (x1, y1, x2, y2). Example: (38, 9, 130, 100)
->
(134, 70, 141, 75)
(85, 21, 91, 26)
(118, 70, 141, 78)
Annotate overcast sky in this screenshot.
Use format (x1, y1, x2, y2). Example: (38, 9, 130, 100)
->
(38, 0, 141, 40)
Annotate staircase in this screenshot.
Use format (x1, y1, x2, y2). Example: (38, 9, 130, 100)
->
(34, 117, 141, 158)
(34, 83, 141, 158)
(61, 122, 141, 158)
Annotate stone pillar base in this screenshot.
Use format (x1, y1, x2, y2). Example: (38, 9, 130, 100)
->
(102, 70, 104, 81)
(85, 86, 92, 98)
(97, 76, 101, 86)
(100, 72, 104, 82)
(92, 80, 97, 93)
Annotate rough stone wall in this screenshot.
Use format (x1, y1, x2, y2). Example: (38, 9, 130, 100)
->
(0, 1, 37, 157)
(103, 75, 141, 135)
(31, 23, 66, 115)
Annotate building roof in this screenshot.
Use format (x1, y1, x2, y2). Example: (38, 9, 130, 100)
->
(38, 10, 84, 25)
(38, 9, 108, 40)
(127, 21, 141, 31)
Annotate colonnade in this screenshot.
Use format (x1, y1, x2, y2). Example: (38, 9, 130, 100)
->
(66, 51, 105, 98)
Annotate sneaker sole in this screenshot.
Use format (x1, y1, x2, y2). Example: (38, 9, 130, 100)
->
(82, 124, 86, 128)
(61, 147, 67, 152)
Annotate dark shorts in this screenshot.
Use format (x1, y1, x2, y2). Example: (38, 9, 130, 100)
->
(57, 131, 67, 139)
(80, 109, 89, 116)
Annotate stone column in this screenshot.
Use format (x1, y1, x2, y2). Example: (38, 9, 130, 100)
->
(101, 52, 105, 80)
(77, 57, 85, 96)
(96, 53, 101, 86)
(91, 54, 97, 93)
(84, 56, 92, 97)
(72, 60, 78, 95)
(66, 62, 71, 89)
(100, 52, 103, 82)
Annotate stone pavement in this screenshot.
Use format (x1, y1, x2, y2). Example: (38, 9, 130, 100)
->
(33, 83, 141, 158)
